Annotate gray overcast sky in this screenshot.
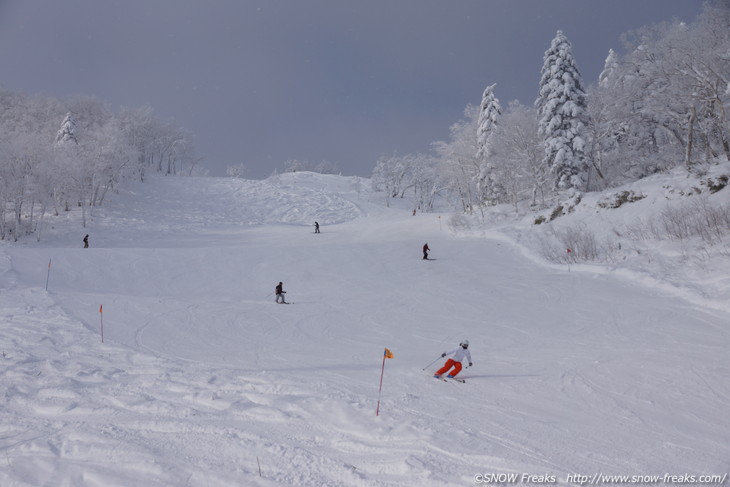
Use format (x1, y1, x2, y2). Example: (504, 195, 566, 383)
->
(0, 0, 703, 178)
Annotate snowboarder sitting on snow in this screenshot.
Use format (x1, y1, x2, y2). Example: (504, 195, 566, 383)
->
(434, 340, 472, 379)
(423, 243, 430, 260)
(275, 282, 287, 304)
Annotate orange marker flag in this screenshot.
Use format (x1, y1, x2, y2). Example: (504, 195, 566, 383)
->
(376, 347, 394, 416)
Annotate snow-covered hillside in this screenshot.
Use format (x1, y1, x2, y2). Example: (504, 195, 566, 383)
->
(489, 163, 730, 312)
(1, 172, 728, 486)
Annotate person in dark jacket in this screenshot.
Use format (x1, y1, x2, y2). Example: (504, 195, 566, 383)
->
(314, 221, 320, 233)
(83, 235, 89, 248)
(275, 282, 287, 304)
(422, 243, 430, 260)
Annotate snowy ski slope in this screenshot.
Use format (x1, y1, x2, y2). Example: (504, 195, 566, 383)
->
(1, 172, 728, 486)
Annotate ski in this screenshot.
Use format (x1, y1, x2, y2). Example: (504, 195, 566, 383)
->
(433, 375, 465, 383)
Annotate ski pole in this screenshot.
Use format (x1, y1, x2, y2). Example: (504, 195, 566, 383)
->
(422, 355, 443, 371)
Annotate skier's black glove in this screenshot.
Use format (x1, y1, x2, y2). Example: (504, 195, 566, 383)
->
(468, 362, 473, 367)
(441, 353, 446, 357)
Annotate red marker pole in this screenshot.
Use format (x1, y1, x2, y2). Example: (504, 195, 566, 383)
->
(99, 305, 104, 343)
(376, 356, 386, 416)
(45, 259, 52, 291)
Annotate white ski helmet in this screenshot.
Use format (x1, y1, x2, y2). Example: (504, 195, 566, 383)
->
(460, 339, 469, 348)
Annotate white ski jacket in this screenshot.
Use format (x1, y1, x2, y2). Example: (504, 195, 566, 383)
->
(444, 347, 472, 364)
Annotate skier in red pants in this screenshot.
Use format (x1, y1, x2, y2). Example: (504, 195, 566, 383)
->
(434, 340, 472, 379)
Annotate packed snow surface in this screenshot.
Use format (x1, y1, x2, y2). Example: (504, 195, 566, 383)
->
(1, 173, 728, 486)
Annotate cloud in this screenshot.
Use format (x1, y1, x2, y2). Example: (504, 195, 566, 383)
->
(0, 0, 703, 178)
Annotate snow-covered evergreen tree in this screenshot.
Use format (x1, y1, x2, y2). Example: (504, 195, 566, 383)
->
(536, 30, 589, 192)
(476, 84, 501, 161)
(598, 49, 619, 89)
(55, 112, 78, 145)
(475, 84, 503, 205)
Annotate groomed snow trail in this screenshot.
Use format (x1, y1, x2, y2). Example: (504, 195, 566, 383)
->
(1, 174, 728, 486)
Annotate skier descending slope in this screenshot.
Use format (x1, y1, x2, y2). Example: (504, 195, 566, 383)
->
(275, 282, 288, 304)
(434, 340, 472, 379)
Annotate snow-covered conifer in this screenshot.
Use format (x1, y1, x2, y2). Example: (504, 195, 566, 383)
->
(598, 49, 619, 89)
(536, 30, 589, 192)
(55, 112, 78, 145)
(475, 84, 503, 205)
(476, 84, 501, 162)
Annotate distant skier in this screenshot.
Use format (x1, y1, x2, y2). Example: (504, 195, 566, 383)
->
(314, 221, 320, 233)
(422, 243, 430, 260)
(275, 282, 288, 304)
(434, 340, 472, 379)
(83, 234, 89, 248)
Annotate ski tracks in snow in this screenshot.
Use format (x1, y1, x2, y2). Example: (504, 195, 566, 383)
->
(0, 286, 397, 485)
(3, 173, 730, 485)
